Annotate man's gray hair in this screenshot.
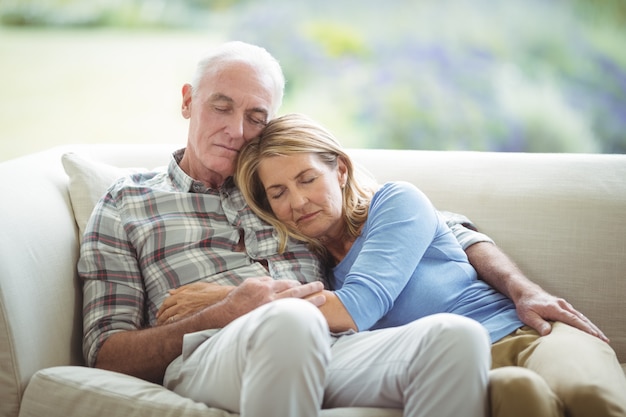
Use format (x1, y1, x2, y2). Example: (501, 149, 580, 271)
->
(191, 41, 285, 118)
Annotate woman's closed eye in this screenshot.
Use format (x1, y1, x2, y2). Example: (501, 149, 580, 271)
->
(299, 175, 317, 185)
(267, 179, 314, 200)
(268, 187, 286, 200)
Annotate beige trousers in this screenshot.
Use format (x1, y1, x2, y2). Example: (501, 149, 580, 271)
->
(489, 322, 626, 417)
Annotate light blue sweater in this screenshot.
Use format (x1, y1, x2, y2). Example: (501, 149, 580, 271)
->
(333, 181, 523, 342)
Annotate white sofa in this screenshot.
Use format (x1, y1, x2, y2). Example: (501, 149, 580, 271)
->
(1, 144, 625, 417)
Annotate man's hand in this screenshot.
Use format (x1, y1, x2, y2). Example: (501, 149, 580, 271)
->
(157, 282, 233, 325)
(219, 277, 326, 323)
(465, 241, 609, 342)
(157, 277, 326, 325)
(515, 287, 609, 342)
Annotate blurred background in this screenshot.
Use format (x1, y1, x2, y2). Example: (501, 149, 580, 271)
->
(1, 0, 625, 162)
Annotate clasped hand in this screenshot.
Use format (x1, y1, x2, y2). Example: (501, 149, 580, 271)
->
(156, 277, 325, 326)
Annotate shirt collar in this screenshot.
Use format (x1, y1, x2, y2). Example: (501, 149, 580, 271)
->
(169, 148, 237, 194)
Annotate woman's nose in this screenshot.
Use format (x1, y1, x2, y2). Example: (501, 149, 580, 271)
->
(289, 190, 308, 209)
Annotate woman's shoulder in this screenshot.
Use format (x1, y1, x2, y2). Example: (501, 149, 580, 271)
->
(375, 181, 423, 201)
(370, 181, 431, 212)
(366, 181, 438, 233)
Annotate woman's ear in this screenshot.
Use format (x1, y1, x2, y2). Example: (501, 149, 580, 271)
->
(337, 156, 349, 188)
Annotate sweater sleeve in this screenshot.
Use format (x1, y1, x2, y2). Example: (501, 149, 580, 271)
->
(333, 181, 439, 331)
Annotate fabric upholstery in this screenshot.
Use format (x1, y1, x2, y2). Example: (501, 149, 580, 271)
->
(61, 152, 150, 237)
(1, 144, 624, 417)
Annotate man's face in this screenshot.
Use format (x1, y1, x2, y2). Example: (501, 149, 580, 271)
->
(181, 62, 276, 187)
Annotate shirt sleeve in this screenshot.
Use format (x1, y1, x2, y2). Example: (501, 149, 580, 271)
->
(78, 186, 146, 368)
(238, 204, 326, 285)
(333, 182, 439, 331)
(439, 210, 495, 250)
(268, 243, 326, 285)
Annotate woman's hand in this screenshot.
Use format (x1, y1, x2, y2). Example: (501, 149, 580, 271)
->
(156, 282, 234, 325)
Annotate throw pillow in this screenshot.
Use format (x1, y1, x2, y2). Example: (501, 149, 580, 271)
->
(61, 152, 147, 237)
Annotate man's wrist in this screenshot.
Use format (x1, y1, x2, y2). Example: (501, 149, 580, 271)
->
(507, 274, 543, 305)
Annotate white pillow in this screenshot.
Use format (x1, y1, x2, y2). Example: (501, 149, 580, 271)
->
(20, 366, 220, 417)
(61, 152, 146, 237)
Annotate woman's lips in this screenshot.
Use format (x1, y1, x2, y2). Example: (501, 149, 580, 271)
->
(296, 211, 320, 225)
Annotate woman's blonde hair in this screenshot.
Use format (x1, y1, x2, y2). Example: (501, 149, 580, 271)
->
(235, 113, 377, 261)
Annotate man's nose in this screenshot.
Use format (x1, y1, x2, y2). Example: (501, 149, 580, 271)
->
(225, 114, 244, 140)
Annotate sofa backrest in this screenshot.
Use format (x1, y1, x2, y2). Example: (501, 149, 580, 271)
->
(1, 145, 625, 417)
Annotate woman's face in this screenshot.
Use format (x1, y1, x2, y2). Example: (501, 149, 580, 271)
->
(257, 153, 347, 241)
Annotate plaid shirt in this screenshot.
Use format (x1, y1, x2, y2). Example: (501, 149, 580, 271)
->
(79, 149, 325, 367)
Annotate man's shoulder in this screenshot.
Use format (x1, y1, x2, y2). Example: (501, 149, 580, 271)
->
(108, 166, 170, 195)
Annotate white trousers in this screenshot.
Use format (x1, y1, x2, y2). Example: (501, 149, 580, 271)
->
(164, 299, 490, 417)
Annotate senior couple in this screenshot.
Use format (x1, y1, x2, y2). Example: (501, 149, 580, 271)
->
(79, 41, 626, 417)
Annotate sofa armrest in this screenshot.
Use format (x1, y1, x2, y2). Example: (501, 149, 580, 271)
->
(0, 149, 84, 417)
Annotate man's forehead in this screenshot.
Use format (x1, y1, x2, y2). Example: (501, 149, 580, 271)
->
(199, 63, 275, 110)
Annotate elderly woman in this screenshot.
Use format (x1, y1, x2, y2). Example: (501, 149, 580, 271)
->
(235, 113, 626, 417)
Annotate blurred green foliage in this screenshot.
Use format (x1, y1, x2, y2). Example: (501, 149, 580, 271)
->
(303, 22, 369, 59)
(1, 0, 624, 153)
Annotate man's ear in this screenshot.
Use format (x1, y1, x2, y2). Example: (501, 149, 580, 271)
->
(181, 83, 193, 119)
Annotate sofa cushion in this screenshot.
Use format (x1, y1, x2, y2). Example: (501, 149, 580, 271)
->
(19, 366, 234, 417)
(61, 152, 149, 237)
(20, 366, 401, 417)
